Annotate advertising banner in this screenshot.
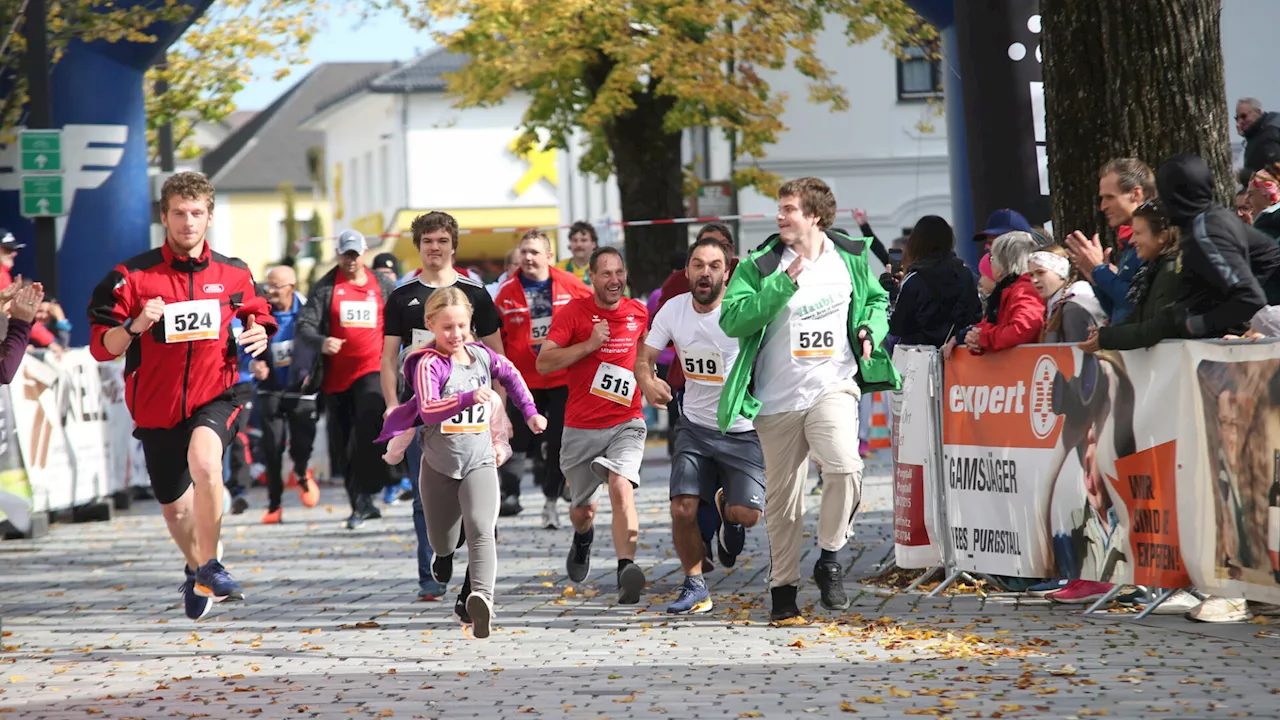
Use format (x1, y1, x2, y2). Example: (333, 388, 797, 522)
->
(1179, 341, 1280, 605)
(0, 384, 33, 535)
(891, 345, 943, 569)
(941, 344, 1193, 589)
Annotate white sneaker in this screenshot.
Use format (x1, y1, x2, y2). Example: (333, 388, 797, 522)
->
(1185, 596, 1251, 623)
(541, 498, 560, 530)
(1148, 590, 1201, 615)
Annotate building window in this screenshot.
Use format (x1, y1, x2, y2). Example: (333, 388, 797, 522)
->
(897, 45, 943, 101)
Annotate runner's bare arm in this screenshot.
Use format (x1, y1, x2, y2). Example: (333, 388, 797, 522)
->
(635, 344, 661, 385)
(380, 335, 402, 409)
(536, 338, 597, 375)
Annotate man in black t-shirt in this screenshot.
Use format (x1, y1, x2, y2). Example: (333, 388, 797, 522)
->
(380, 211, 504, 621)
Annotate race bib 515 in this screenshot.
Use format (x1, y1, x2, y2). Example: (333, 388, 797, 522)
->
(590, 362, 637, 405)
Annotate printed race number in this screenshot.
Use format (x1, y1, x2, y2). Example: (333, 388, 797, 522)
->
(442, 401, 490, 434)
(790, 324, 839, 358)
(340, 300, 377, 328)
(530, 316, 552, 348)
(163, 299, 219, 343)
(681, 348, 724, 384)
(589, 362, 637, 406)
(270, 339, 294, 367)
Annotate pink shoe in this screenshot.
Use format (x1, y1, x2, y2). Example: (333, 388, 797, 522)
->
(858, 439, 871, 457)
(1047, 579, 1113, 604)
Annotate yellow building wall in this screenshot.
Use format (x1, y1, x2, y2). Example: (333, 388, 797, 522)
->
(219, 191, 333, 279)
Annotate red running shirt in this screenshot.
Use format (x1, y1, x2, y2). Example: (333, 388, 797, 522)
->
(323, 269, 385, 393)
(547, 296, 648, 430)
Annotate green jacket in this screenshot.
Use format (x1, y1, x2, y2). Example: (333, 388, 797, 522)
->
(716, 230, 901, 433)
(1097, 251, 1182, 351)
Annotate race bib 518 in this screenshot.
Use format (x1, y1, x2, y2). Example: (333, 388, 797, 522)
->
(340, 301, 377, 328)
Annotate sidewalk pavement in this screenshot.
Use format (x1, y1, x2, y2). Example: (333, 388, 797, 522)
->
(2, 445, 1279, 719)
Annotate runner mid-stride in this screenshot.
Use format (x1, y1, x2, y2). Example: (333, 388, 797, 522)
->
(89, 171, 276, 619)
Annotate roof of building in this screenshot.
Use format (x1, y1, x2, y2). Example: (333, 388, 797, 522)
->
(203, 62, 395, 193)
(309, 47, 467, 120)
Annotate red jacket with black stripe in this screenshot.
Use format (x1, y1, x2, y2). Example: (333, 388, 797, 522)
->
(87, 243, 276, 430)
(495, 267, 591, 389)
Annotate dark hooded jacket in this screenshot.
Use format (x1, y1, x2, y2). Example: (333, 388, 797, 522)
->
(1157, 153, 1280, 337)
(889, 254, 982, 347)
(1244, 111, 1280, 177)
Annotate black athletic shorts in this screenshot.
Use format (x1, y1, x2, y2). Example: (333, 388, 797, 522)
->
(133, 384, 251, 505)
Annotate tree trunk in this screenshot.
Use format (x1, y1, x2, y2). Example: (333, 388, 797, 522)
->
(604, 88, 686, 298)
(1042, 0, 1232, 242)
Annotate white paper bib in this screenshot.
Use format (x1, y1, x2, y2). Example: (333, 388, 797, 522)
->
(340, 300, 377, 328)
(270, 339, 293, 367)
(790, 321, 842, 359)
(442, 401, 490, 434)
(589, 362, 637, 406)
(412, 328, 435, 346)
(681, 348, 725, 384)
(163, 299, 219, 343)
(530, 316, 552, 347)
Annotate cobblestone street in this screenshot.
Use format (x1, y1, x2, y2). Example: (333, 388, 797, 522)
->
(3, 447, 1280, 719)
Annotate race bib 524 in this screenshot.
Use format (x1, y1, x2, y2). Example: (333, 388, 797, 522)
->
(163, 299, 220, 343)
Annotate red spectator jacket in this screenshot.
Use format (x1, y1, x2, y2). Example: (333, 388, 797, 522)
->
(976, 274, 1046, 353)
(87, 243, 275, 429)
(495, 267, 591, 389)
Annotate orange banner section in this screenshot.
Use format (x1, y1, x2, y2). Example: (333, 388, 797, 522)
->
(942, 347, 1076, 450)
(1111, 441, 1192, 589)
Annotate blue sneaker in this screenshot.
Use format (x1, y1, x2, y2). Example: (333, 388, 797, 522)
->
(194, 559, 245, 602)
(715, 488, 745, 568)
(419, 578, 447, 601)
(181, 566, 212, 620)
(382, 485, 400, 505)
(396, 477, 415, 502)
(1026, 578, 1069, 596)
(667, 577, 713, 614)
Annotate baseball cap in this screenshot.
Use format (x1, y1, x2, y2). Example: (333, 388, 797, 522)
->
(0, 229, 24, 251)
(336, 229, 367, 255)
(972, 209, 1033, 243)
(371, 252, 400, 275)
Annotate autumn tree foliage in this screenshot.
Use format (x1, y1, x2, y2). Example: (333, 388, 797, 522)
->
(390, 0, 930, 292)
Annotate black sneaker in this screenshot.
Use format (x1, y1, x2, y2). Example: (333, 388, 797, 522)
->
(499, 493, 522, 517)
(567, 537, 592, 582)
(432, 553, 454, 584)
(813, 559, 850, 611)
(453, 594, 472, 626)
(359, 495, 383, 521)
(715, 488, 745, 568)
(617, 563, 646, 605)
(770, 584, 802, 624)
(230, 495, 249, 515)
(345, 511, 364, 530)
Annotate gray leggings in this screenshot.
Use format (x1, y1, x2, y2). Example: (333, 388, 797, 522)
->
(420, 462, 500, 602)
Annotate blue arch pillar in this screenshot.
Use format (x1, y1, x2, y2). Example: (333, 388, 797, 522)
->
(0, 1, 212, 345)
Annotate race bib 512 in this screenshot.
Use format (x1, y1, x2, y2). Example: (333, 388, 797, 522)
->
(442, 401, 490, 434)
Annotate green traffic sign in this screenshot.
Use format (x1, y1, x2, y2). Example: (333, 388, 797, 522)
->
(20, 175, 65, 217)
(18, 130, 63, 173)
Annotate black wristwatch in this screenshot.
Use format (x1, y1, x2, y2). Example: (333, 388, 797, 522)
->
(124, 322, 143, 339)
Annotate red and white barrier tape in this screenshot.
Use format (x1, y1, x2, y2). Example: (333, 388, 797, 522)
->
(304, 208, 868, 243)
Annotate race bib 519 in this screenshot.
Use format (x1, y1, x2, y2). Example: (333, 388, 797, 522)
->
(681, 348, 724, 384)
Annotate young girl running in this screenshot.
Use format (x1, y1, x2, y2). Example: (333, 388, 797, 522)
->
(380, 288, 546, 638)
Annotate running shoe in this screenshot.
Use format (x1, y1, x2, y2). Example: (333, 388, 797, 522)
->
(769, 584, 802, 624)
(397, 477, 415, 502)
(382, 485, 401, 506)
(230, 494, 249, 515)
(432, 552, 454, 584)
(346, 494, 382, 529)
(419, 578, 447, 601)
(261, 508, 282, 525)
(466, 593, 494, 639)
(617, 563, 646, 605)
(1046, 579, 1112, 604)
(541, 498, 560, 529)
(567, 536, 592, 582)
(194, 559, 244, 602)
(813, 559, 850, 611)
(180, 566, 212, 620)
(1025, 578, 1069, 596)
(499, 493, 522, 517)
(1186, 596, 1250, 623)
(454, 595, 472, 626)
(1147, 589, 1202, 615)
(715, 488, 745, 568)
(298, 469, 320, 508)
(667, 577, 713, 614)
(286, 471, 300, 489)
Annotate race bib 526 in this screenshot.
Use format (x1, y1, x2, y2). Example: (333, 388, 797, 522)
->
(340, 301, 377, 328)
(790, 322, 841, 359)
(163, 299, 219, 343)
(442, 401, 489, 434)
(590, 362, 637, 406)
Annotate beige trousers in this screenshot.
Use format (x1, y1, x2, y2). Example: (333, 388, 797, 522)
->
(753, 384, 864, 588)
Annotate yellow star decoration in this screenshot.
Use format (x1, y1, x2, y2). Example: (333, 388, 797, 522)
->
(509, 138, 557, 196)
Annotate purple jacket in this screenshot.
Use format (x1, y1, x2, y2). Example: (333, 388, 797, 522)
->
(377, 342, 538, 442)
(0, 318, 32, 385)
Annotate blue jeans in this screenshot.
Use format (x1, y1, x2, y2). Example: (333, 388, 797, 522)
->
(406, 431, 443, 595)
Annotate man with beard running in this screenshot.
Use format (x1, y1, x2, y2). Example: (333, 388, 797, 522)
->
(495, 230, 591, 527)
(297, 230, 397, 529)
(88, 171, 275, 619)
(537, 247, 648, 603)
(638, 236, 764, 614)
(718, 177, 899, 624)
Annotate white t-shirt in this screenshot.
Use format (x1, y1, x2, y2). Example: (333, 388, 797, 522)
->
(646, 296, 753, 433)
(754, 238, 859, 415)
